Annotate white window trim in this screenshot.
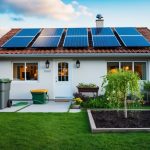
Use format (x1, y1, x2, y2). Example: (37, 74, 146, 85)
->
(12, 61, 39, 82)
(107, 61, 148, 81)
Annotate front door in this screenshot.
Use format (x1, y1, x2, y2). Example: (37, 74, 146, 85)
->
(54, 61, 72, 99)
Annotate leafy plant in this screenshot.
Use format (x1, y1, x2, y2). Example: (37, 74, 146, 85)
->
(73, 92, 89, 102)
(81, 96, 109, 108)
(102, 69, 142, 118)
(77, 83, 98, 88)
(73, 98, 83, 105)
(127, 100, 144, 109)
(143, 81, 150, 91)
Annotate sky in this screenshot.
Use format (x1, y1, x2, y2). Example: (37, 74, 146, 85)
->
(0, 0, 150, 35)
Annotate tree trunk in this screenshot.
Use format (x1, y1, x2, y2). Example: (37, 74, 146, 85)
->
(124, 94, 127, 118)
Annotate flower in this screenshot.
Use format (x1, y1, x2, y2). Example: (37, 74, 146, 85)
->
(73, 97, 83, 105)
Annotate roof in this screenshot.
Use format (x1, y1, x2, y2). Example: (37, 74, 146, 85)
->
(0, 27, 150, 57)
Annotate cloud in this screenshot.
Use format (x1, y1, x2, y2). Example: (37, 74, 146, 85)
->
(11, 17, 24, 21)
(0, 0, 93, 21)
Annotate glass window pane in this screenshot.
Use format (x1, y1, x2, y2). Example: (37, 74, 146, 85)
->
(134, 62, 146, 80)
(58, 62, 69, 81)
(13, 63, 25, 80)
(121, 62, 132, 71)
(107, 62, 119, 73)
(26, 63, 38, 80)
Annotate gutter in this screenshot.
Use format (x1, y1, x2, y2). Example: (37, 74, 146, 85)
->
(0, 53, 150, 58)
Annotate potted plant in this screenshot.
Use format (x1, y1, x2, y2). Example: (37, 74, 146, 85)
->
(77, 83, 99, 96)
(72, 98, 83, 109)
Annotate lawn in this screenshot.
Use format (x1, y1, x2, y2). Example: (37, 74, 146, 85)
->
(0, 112, 150, 150)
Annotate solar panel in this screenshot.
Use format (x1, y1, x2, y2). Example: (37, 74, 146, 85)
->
(2, 37, 34, 48)
(66, 28, 87, 36)
(40, 28, 63, 36)
(91, 27, 114, 35)
(115, 27, 141, 35)
(120, 36, 150, 47)
(64, 36, 88, 47)
(32, 37, 60, 48)
(15, 28, 41, 37)
(93, 36, 121, 47)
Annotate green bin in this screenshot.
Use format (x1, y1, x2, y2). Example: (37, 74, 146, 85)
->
(31, 89, 49, 104)
(0, 79, 12, 109)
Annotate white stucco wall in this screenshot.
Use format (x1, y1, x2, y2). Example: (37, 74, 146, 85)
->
(0, 58, 149, 100)
(0, 60, 54, 99)
(72, 60, 107, 95)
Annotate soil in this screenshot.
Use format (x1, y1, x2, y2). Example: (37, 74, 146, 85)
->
(91, 110, 150, 128)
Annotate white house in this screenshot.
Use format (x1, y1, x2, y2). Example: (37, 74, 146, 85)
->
(0, 19, 150, 100)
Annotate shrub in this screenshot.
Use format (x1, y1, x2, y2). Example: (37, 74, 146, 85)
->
(143, 81, 150, 91)
(81, 96, 109, 108)
(73, 98, 83, 105)
(73, 92, 89, 102)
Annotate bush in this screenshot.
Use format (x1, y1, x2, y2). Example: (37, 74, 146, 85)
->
(81, 96, 109, 108)
(73, 92, 89, 102)
(143, 81, 150, 91)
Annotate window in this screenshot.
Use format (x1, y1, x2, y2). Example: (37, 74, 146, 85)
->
(107, 62, 147, 80)
(107, 62, 119, 73)
(121, 62, 132, 71)
(13, 63, 38, 81)
(134, 62, 146, 80)
(58, 62, 68, 81)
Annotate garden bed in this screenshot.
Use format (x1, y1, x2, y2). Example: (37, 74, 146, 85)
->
(88, 109, 150, 133)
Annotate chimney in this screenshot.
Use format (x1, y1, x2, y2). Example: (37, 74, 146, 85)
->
(96, 14, 104, 27)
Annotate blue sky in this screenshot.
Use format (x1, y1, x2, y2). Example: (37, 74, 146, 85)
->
(0, 0, 150, 29)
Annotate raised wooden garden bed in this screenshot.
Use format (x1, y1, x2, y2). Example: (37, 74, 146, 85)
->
(88, 109, 150, 133)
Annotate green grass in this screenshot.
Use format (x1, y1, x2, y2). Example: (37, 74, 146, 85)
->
(0, 112, 150, 150)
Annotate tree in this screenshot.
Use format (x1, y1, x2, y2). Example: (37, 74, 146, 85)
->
(102, 69, 142, 118)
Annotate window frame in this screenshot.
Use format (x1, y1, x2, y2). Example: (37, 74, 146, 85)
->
(12, 62, 39, 82)
(107, 61, 147, 80)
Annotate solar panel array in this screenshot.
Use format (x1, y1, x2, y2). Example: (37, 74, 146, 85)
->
(91, 27, 121, 47)
(115, 27, 150, 47)
(63, 28, 88, 48)
(1, 27, 150, 49)
(32, 28, 63, 48)
(2, 28, 41, 48)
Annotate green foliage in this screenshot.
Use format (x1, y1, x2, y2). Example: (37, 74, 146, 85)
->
(127, 100, 144, 109)
(77, 83, 97, 88)
(81, 96, 109, 108)
(143, 81, 150, 91)
(102, 69, 142, 117)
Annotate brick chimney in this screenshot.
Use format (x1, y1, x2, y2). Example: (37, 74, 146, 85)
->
(96, 14, 104, 27)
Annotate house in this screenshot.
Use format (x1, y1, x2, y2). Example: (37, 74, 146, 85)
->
(0, 18, 150, 100)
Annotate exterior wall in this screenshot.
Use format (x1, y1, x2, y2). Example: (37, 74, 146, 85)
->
(0, 58, 150, 100)
(72, 60, 107, 95)
(0, 60, 54, 99)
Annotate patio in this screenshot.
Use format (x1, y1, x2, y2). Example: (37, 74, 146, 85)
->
(0, 100, 72, 113)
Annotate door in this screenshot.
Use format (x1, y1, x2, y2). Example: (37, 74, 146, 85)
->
(54, 61, 73, 99)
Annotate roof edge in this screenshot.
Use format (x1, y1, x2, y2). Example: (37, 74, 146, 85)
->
(0, 53, 150, 58)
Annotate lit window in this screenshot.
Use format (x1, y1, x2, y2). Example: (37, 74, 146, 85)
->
(13, 63, 38, 81)
(121, 62, 132, 71)
(134, 62, 146, 80)
(107, 62, 119, 73)
(58, 62, 68, 81)
(13, 63, 25, 80)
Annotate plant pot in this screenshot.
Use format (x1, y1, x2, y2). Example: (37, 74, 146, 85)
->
(71, 104, 80, 109)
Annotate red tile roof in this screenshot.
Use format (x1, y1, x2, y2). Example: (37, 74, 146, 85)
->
(0, 28, 150, 55)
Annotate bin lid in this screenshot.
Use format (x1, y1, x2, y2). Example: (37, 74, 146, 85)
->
(0, 79, 12, 83)
(31, 89, 48, 93)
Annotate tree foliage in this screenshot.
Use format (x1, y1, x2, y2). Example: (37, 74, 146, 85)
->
(102, 69, 142, 118)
